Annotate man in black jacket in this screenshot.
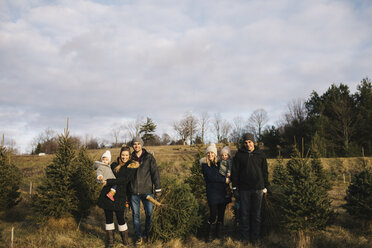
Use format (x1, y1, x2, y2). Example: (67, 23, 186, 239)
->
(130, 136, 161, 245)
(232, 133, 269, 244)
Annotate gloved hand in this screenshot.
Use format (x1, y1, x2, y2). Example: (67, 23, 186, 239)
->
(232, 188, 239, 199)
(155, 191, 162, 200)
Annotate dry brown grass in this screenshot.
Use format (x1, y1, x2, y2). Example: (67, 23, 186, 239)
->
(3, 145, 372, 248)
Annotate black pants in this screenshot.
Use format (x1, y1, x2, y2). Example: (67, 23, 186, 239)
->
(208, 203, 226, 224)
(104, 209, 125, 225)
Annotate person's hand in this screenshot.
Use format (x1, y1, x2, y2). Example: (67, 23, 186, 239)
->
(102, 180, 107, 186)
(263, 188, 267, 194)
(97, 175, 103, 181)
(155, 191, 162, 200)
(232, 188, 239, 199)
(227, 172, 231, 178)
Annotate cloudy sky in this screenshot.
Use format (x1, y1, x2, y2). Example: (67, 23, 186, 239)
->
(1, 0, 371, 153)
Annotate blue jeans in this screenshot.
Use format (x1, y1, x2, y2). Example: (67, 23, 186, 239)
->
(131, 194, 154, 238)
(239, 189, 263, 241)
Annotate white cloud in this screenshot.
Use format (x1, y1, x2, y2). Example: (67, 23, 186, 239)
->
(0, 0, 371, 152)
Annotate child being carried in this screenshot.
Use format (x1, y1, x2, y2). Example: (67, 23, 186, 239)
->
(94, 150, 117, 201)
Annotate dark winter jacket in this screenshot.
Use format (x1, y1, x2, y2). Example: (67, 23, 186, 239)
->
(201, 158, 231, 205)
(131, 149, 161, 195)
(232, 146, 269, 191)
(97, 159, 138, 211)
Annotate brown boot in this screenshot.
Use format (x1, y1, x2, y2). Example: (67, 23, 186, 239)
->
(106, 230, 114, 248)
(120, 230, 129, 246)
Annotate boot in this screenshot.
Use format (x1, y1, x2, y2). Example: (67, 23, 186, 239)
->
(106, 230, 114, 248)
(205, 222, 213, 243)
(215, 222, 222, 239)
(120, 230, 129, 246)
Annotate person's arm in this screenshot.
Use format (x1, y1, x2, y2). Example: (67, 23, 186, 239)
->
(201, 163, 226, 183)
(231, 156, 239, 190)
(148, 155, 161, 196)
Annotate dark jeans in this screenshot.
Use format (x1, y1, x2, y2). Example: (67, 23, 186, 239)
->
(208, 203, 227, 224)
(104, 209, 125, 225)
(239, 189, 263, 241)
(131, 194, 154, 238)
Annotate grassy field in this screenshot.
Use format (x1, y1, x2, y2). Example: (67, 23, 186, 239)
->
(1, 145, 372, 248)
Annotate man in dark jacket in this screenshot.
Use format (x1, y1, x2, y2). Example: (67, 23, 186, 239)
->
(130, 136, 161, 245)
(232, 133, 269, 244)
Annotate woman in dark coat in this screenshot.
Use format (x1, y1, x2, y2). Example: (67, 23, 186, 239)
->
(201, 143, 231, 242)
(97, 145, 139, 248)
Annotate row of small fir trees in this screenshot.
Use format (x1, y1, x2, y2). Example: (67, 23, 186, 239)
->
(1, 130, 371, 246)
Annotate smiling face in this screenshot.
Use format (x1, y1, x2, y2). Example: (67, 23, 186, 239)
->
(221, 153, 229, 161)
(244, 139, 255, 152)
(133, 142, 142, 153)
(120, 151, 130, 163)
(207, 151, 215, 161)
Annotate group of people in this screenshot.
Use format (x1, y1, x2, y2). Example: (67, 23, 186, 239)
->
(95, 137, 161, 247)
(201, 132, 270, 244)
(94, 132, 269, 247)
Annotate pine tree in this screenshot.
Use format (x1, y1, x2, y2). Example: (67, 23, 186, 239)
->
(150, 177, 202, 242)
(139, 117, 157, 145)
(71, 147, 100, 220)
(0, 136, 22, 210)
(344, 159, 372, 225)
(32, 124, 78, 222)
(275, 145, 335, 246)
(184, 146, 206, 203)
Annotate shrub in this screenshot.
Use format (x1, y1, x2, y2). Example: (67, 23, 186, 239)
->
(150, 177, 202, 242)
(344, 165, 372, 224)
(0, 144, 22, 209)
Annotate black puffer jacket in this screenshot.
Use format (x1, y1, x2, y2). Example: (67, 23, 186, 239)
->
(131, 149, 161, 195)
(97, 159, 137, 211)
(232, 146, 269, 191)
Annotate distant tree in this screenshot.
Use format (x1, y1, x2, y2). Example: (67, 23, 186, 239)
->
(0, 136, 22, 209)
(86, 137, 99, 149)
(306, 84, 356, 156)
(111, 126, 122, 148)
(139, 117, 157, 145)
(199, 111, 210, 144)
(248, 109, 269, 141)
(261, 126, 282, 158)
(173, 118, 190, 145)
(185, 113, 199, 145)
(213, 113, 222, 143)
(354, 78, 372, 155)
(230, 116, 245, 147)
(125, 116, 144, 139)
(161, 133, 171, 145)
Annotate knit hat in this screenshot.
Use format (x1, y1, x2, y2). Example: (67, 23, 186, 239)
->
(220, 146, 231, 157)
(101, 150, 111, 162)
(206, 143, 217, 156)
(132, 136, 144, 146)
(242, 133, 255, 142)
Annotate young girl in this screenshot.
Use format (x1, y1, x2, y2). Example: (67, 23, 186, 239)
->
(97, 145, 139, 247)
(219, 146, 233, 199)
(201, 144, 230, 242)
(94, 150, 117, 201)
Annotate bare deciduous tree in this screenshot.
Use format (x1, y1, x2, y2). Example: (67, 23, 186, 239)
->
(248, 109, 269, 140)
(285, 99, 307, 125)
(125, 116, 144, 139)
(199, 111, 210, 144)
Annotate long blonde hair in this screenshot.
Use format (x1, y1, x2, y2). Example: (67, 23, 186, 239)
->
(114, 145, 131, 173)
(206, 153, 218, 167)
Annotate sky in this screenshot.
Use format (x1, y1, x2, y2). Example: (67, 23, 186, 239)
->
(1, 0, 372, 153)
